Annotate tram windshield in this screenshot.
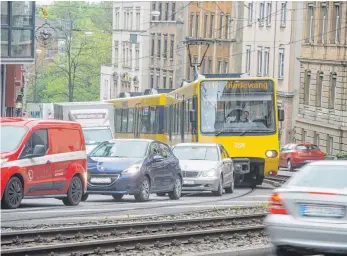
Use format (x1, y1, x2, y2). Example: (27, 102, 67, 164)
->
(200, 80, 276, 135)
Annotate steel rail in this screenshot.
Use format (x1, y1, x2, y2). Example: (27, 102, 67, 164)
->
(1, 213, 266, 245)
(1, 224, 265, 256)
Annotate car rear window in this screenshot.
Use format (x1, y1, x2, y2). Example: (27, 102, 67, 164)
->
(287, 165, 347, 189)
(173, 146, 219, 161)
(296, 145, 320, 151)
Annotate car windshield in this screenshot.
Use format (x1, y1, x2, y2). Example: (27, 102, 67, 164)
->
(200, 80, 276, 135)
(287, 165, 347, 189)
(83, 128, 113, 144)
(1, 126, 28, 152)
(173, 146, 219, 161)
(90, 141, 149, 158)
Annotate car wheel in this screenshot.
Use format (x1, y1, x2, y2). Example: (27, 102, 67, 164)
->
(287, 159, 294, 171)
(81, 193, 89, 202)
(225, 175, 234, 194)
(134, 177, 150, 202)
(212, 175, 223, 196)
(63, 176, 83, 206)
(169, 176, 182, 200)
(1, 177, 23, 209)
(112, 194, 123, 201)
(156, 193, 166, 196)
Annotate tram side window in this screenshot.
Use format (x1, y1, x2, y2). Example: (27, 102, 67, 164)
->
(121, 109, 128, 132)
(127, 109, 134, 133)
(177, 103, 181, 134)
(184, 100, 189, 133)
(188, 99, 193, 132)
(150, 107, 157, 133)
(115, 109, 122, 132)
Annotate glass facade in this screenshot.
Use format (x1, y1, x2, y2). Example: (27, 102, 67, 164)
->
(0, 1, 35, 62)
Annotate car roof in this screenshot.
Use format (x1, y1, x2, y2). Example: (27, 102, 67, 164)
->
(174, 143, 219, 147)
(0, 117, 82, 129)
(308, 160, 347, 166)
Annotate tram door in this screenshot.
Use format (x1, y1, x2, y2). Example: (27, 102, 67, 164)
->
(133, 105, 141, 138)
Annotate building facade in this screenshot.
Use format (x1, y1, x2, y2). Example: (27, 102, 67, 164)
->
(185, 1, 235, 80)
(100, 1, 151, 100)
(1, 1, 36, 117)
(295, 1, 347, 155)
(230, 1, 304, 146)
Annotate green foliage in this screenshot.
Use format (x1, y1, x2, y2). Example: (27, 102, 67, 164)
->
(336, 152, 347, 159)
(32, 1, 112, 102)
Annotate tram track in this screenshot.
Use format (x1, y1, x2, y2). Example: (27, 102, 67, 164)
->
(1, 213, 266, 256)
(264, 175, 289, 187)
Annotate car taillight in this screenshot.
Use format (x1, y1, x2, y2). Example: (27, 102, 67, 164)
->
(269, 193, 288, 215)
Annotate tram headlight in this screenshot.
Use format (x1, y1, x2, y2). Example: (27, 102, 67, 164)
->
(265, 150, 278, 158)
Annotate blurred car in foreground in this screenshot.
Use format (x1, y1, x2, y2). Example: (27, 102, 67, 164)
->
(279, 143, 324, 171)
(265, 161, 347, 256)
(171, 143, 234, 196)
(84, 139, 182, 202)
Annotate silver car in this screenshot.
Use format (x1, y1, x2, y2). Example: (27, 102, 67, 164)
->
(265, 160, 347, 256)
(172, 143, 234, 196)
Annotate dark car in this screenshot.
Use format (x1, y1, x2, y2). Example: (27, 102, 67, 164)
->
(83, 139, 182, 202)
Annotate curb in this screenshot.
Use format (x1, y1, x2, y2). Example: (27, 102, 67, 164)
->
(182, 245, 274, 256)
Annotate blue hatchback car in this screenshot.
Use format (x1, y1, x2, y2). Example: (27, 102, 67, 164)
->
(82, 139, 182, 202)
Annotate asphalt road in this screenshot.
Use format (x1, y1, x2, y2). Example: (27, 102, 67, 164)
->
(1, 185, 274, 228)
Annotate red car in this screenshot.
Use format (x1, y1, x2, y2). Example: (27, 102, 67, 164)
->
(279, 143, 324, 171)
(1, 118, 87, 209)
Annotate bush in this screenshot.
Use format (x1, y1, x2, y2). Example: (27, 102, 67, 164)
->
(336, 152, 347, 159)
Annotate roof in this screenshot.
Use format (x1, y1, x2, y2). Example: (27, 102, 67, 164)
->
(309, 160, 347, 166)
(174, 143, 219, 147)
(0, 117, 82, 128)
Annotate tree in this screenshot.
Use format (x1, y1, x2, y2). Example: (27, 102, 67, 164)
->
(32, 1, 112, 103)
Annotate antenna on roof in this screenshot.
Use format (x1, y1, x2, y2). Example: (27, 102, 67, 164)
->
(183, 38, 212, 81)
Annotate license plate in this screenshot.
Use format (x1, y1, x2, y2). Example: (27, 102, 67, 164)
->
(184, 180, 194, 185)
(299, 204, 345, 218)
(90, 177, 112, 184)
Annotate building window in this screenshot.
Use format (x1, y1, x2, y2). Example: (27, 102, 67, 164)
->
(187, 62, 191, 80)
(157, 36, 161, 59)
(224, 59, 228, 73)
(219, 13, 223, 38)
(163, 74, 167, 88)
(123, 11, 126, 29)
(151, 36, 155, 57)
(190, 13, 194, 36)
(259, 2, 265, 25)
(150, 73, 154, 88)
(130, 11, 133, 30)
(114, 42, 119, 67)
(115, 8, 120, 29)
(151, 2, 156, 20)
(217, 59, 222, 74)
(245, 45, 251, 74)
(170, 35, 174, 59)
(248, 2, 253, 25)
(207, 57, 211, 73)
(135, 48, 139, 69)
(171, 2, 176, 21)
(136, 8, 140, 30)
(169, 72, 173, 88)
(257, 47, 262, 76)
(156, 73, 160, 88)
(122, 46, 126, 64)
(280, 2, 286, 26)
(165, 2, 169, 21)
(278, 48, 285, 79)
(158, 2, 162, 20)
(304, 70, 311, 105)
(225, 14, 230, 39)
(319, 4, 327, 43)
(307, 3, 314, 42)
(328, 136, 334, 155)
(210, 13, 215, 38)
(163, 36, 168, 59)
(129, 47, 132, 68)
(204, 13, 208, 38)
(202, 57, 206, 73)
(329, 72, 337, 109)
(314, 132, 320, 146)
(195, 13, 200, 37)
(266, 2, 272, 25)
(316, 72, 323, 107)
(332, 2, 340, 44)
(302, 129, 306, 143)
(263, 47, 270, 76)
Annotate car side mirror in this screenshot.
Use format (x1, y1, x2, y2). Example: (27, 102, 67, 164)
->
(33, 145, 46, 157)
(189, 110, 196, 123)
(153, 155, 164, 162)
(278, 108, 284, 121)
(222, 158, 232, 164)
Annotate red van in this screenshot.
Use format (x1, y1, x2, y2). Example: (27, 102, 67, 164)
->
(1, 118, 87, 209)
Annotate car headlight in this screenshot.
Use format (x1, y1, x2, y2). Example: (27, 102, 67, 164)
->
(121, 164, 142, 175)
(200, 169, 217, 177)
(0, 158, 8, 167)
(265, 150, 278, 158)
